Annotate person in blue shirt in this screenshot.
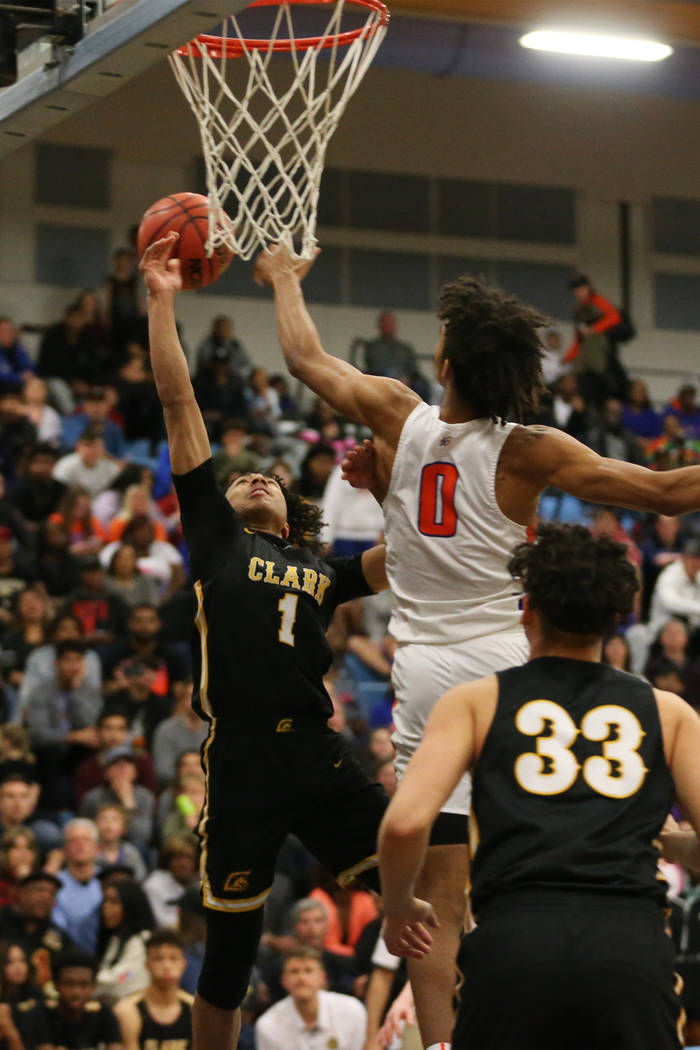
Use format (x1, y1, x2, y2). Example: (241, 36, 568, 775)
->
(0, 318, 34, 387)
(52, 819, 102, 954)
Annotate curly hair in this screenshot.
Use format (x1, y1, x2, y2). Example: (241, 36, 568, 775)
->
(508, 523, 638, 637)
(438, 275, 547, 422)
(267, 473, 325, 552)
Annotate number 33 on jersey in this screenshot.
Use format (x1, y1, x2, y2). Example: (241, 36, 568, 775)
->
(514, 699, 648, 800)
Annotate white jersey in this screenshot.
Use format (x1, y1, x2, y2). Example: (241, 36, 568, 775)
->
(383, 401, 528, 645)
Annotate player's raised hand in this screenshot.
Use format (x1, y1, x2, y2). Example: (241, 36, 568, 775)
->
(341, 439, 378, 491)
(139, 232, 183, 296)
(383, 897, 439, 959)
(253, 241, 320, 287)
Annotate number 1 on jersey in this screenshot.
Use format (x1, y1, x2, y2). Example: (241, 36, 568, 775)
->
(418, 462, 458, 537)
(278, 593, 299, 647)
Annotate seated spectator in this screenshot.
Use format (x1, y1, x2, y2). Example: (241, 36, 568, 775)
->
(22, 377, 62, 447)
(309, 881, 378, 958)
(0, 776, 60, 853)
(268, 457, 293, 490)
(211, 419, 260, 487)
(172, 890, 206, 996)
(46, 948, 122, 1049)
(19, 613, 101, 718)
(0, 318, 33, 387)
(622, 378, 662, 440)
(0, 940, 51, 1050)
(322, 463, 384, 557)
(550, 374, 589, 441)
(0, 827, 40, 906)
(104, 543, 160, 610)
(36, 302, 96, 410)
(295, 444, 336, 503)
(143, 836, 198, 929)
(0, 525, 35, 626)
(100, 518, 184, 595)
(156, 751, 202, 830)
(269, 373, 299, 420)
(53, 428, 120, 499)
(114, 929, 192, 1047)
(23, 640, 101, 809)
(538, 327, 567, 387)
(194, 349, 248, 436)
(0, 726, 37, 786)
(0, 871, 70, 988)
(584, 398, 644, 464)
(80, 749, 155, 852)
(589, 506, 641, 567)
(95, 802, 150, 889)
(0, 474, 29, 550)
(0, 383, 38, 488)
(106, 485, 167, 545)
(195, 314, 250, 378)
(106, 661, 173, 752)
(63, 387, 124, 459)
(117, 353, 163, 451)
(64, 556, 127, 646)
(259, 897, 358, 1003)
(245, 367, 280, 435)
(11, 444, 64, 528)
(603, 633, 634, 674)
(50, 487, 106, 558)
(151, 681, 206, 789)
(0, 585, 51, 687)
(92, 462, 152, 530)
(645, 619, 700, 709)
(101, 603, 186, 700)
(161, 775, 204, 842)
(73, 706, 155, 806)
(95, 880, 154, 1003)
(34, 521, 80, 598)
(664, 383, 700, 440)
(255, 946, 367, 1050)
(639, 514, 685, 618)
(649, 537, 700, 638)
(52, 820, 102, 954)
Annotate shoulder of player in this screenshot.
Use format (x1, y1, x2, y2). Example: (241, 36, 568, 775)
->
(178, 990, 194, 1005)
(372, 380, 423, 445)
(113, 993, 143, 1016)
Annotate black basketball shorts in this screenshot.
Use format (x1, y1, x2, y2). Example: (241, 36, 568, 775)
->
(453, 891, 684, 1050)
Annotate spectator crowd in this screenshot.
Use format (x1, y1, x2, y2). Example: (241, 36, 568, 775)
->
(0, 251, 697, 1047)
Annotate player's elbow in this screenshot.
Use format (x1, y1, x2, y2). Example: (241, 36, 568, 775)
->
(379, 809, 427, 846)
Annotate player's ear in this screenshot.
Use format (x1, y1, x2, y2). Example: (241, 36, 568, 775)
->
(521, 593, 534, 627)
(281, 521, 290, 540)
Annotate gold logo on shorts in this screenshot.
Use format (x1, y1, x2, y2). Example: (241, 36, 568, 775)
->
(224, 871, 252, 893)
(276, 718, 293, 733)
(327, 1040, 339, 1049)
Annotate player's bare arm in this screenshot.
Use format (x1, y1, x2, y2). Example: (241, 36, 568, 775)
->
(500, 424, 700, 522)
(378, 675, 497, 957)
(140, 232, 211, 476)
(657, 688, 700, 871)
(361, 544, 389, 593)
(254, 244, 419, 446)
(113, 996, 141, 1050)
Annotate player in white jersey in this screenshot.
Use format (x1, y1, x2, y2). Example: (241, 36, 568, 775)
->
(254, 244, 700, 1050)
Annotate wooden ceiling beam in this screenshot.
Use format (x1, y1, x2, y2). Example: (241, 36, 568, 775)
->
(390, 1, 700, 47)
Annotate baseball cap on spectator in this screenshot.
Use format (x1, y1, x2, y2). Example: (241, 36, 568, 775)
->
(168, 887, 205, 916)
(103, 746, 138, 769)
(19, 871, 62, 891)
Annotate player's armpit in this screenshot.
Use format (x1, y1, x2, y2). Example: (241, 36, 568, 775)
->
(518, 425, 700, 516)
(269, 271, 418, 444)
(658, 689, 700, 868)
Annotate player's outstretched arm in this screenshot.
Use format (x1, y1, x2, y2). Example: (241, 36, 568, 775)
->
(254, 245, 419, 445)
(141, 233, 211, 476)
(378, 676, 495, 956)
(512, 425, 700, 516)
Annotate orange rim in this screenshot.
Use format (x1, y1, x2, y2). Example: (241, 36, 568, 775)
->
(176, 0, 389, 58)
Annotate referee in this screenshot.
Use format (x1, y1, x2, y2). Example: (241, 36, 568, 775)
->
(142, 234, 390, 1050)
(379, 523, 698, 1050)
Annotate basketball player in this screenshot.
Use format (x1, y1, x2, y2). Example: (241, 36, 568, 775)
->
(254, 244, 700, 1050)
(141, 234, 431, 1050)
(379, 523, 694, 1050)
(115, 930, 193, 1050)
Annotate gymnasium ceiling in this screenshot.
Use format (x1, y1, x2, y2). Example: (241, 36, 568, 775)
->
(381, 0, 700, 100)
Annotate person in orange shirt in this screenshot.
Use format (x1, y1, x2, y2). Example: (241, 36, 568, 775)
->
(563, 273, 622, 408)
(49, 487, 105, 556)
(106, 484, 167, 544)
(309, 882, 378, 957)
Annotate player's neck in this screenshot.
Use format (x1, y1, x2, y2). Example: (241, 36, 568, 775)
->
(146, 983, 179, 1008)
(439, 386, 479, 424)
(530, 637, 603, 663)
(294, 993, 319, 1026)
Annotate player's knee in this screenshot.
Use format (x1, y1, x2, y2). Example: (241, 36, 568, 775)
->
(197, 962, 250, 1012)
(197, 907, 262, 1010)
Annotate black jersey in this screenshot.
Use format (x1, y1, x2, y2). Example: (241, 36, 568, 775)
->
(173, 461, 373, 729)
(45, 998, 121, 1049)
(470, 657, 674, 916)
(135, 992, 192, 1050)
(3, 995, 50, 1050)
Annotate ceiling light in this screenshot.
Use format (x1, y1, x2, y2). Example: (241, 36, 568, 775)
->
(520, 29, 673, 63)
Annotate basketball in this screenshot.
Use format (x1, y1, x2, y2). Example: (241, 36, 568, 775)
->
(137, 192, 233, 290)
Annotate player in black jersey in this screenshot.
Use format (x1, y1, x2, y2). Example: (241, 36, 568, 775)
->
(142, 234, 399, 1050)
(378, 523, 700, 1049)
(115, 931, 192, 1050)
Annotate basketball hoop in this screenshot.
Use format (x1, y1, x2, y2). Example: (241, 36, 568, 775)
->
(169, 0, 389, 262)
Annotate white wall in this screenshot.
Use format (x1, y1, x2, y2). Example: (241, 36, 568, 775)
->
(1, 59, 700, 399)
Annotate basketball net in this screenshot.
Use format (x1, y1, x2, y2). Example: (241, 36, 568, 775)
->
(170, 1, 389, 261)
